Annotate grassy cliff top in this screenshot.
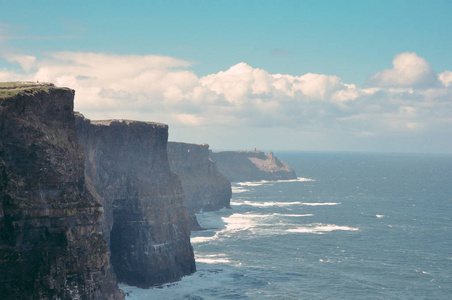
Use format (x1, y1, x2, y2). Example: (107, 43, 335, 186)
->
(0, 82, 71, 98)
(90, 119, 168, 128)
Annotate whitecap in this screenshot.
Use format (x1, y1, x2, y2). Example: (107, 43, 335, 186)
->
(231, 186, 248, 193)
(195, 254, 237, 265)
(191, 235, 218, 244)
(221, 213, 265, 231)
(376, 214, 385, 218)
(235, 177, 315, 187)
(272, 213, 314, 217)
(287, 224, 359, 234)
(196, 257, 232, 264)
(277, 177, 315, 183)
(236, 181, 266, 186)
(194, 208, 230, 230)
(239, 201, 304, 207)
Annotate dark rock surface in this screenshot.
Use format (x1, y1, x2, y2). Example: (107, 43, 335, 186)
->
(167, 142, 231, 230)
(210, 151, 297, 182)
(76, 115, 196, 288)
(0, 84, 124, 299)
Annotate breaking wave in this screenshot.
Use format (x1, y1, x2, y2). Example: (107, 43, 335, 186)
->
(236, 177, 315, 187)
(287, 224, 359, 234)
(231, 186, 249, 193)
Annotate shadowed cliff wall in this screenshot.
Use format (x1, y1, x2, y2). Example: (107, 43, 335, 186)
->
(0, 84, 123, 299)
(76, 115, 195, 288)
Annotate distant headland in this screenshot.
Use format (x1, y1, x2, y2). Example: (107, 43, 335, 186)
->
(210, 150, 297, 182)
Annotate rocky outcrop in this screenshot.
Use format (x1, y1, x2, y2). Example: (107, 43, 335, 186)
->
(210, 151, 297, 182)
(76, 115, 196, 288)
(167, 142, 231, 230)
(0, 83, 123, 299)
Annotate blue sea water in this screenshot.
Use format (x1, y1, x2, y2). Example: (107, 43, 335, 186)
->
(121, 152, 452, 299)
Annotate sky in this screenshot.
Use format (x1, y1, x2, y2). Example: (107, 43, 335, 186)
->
(1, 0, 451, 153)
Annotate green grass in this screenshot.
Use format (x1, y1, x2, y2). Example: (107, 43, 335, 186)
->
(0, 82, 68, 99)
(0, 82, 53, 89)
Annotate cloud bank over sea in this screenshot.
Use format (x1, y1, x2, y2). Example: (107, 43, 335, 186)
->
(1, 51, 451, 152)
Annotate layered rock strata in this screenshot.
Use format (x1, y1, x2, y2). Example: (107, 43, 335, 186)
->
(76, 114, 196, 288)
(210, 151, 297, 182)
(167, 142, 231, 230)
(0, 83, 123, 299)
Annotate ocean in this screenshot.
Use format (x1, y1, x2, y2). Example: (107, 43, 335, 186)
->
(121, 152, 452, 299)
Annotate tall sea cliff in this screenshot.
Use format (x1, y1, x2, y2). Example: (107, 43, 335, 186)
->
(76, 114, 196, 288)
(0, 83, 124, 299)
(167, 142, 231, 230)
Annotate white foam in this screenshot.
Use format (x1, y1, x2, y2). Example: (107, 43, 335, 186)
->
(191, 235, 218, 244)
(287, 224, 359, 234)
(376, 214, 385, 218)
(278, 177, 316, 183)
(272, 213, 314, 217)
(195, 254, 238, 265)
(194, 208, 229, 230)
(196, 257, 232, 264)
(221, 213, 265, 231)
(236, 177, 315, 187)
(234, 201, 304, 207)
(236, 181, 266, 186)
(231, 186, 248, 193)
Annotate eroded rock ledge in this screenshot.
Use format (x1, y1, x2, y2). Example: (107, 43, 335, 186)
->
(210, 150, 297, 182)
(167, 142, 231, 230)
(0, 84, 123, 299)
(76, 114, 196, 288)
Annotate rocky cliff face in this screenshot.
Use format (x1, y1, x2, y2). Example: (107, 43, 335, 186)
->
(168, 142, 231, 212)
(0, 83, 123, 299)
(76, 115, 196, 288)
(167, 142, 231, 230)
(210, 151, 297, 182)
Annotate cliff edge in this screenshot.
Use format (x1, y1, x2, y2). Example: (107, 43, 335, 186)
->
(76, 114, 196, 288)
(167, 142, 231, 230)
(210, 151, 297, 182)
(0, 83, 123, 299)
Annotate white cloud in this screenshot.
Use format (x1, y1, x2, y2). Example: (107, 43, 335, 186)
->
(5, 54, 36, 72)
(1, 51, 451, 152)
(439, 70, 452, 87)
(368, 52, 439, 88)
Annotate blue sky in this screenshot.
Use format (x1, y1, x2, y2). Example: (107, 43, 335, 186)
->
(1, 0, 452, 153)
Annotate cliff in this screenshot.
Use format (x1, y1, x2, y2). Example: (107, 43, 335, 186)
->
(210, 151, 297, 182)
(0, 83, 123, 299)
(76, 114, 196, 288)
(167, 142, 231, 229)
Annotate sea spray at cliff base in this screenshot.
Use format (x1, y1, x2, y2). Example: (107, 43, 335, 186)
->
(122, 152, 452, 299)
